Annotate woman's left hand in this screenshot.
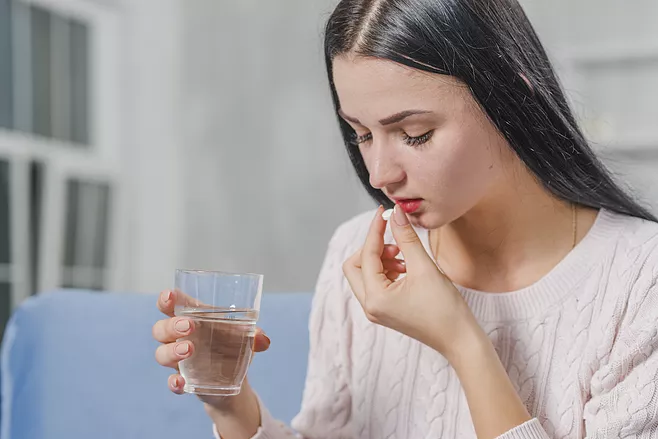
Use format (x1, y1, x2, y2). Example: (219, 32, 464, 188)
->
(343, 205, 481, 359)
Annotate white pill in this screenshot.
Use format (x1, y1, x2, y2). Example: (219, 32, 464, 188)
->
(382, 208, 394, 221)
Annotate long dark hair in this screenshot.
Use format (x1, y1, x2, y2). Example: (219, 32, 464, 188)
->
(324, 0, 656, 221)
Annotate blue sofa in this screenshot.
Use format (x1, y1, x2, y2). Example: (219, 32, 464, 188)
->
(0, 290, 313, 439)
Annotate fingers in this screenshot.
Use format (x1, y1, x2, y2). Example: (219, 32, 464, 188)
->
(343, 248, 366, 304)
(382, 257, 406, 274)
(382, 256, 406, 282)
(361, 207, 395, 291)
(361, 207, 387, 275)
(152, 317, 195, 343)
(390, 205, 431, 268)
(344, 212, 404, 306)
(254, 328, 271, 352)
(384, 269, 402, 282)
(157, 289, 198, 317)
(168, 373, 186, 395)
(155, 340, 194, 369)
(157, 290, 176, 317)
(382, 244, 400, 260)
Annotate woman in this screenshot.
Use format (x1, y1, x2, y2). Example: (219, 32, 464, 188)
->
(152, 0, 658, 437)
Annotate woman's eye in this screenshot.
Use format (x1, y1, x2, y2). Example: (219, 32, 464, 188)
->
(351, 132, 373, 146)
(402, 130, 434, 147)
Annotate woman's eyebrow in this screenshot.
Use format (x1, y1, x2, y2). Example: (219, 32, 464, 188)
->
(338, 109, 433, 126)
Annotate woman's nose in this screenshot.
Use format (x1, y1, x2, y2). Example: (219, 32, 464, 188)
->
(367, 144, 405, 190)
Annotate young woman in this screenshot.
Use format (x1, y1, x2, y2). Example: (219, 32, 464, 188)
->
(152, 0, 658, 437)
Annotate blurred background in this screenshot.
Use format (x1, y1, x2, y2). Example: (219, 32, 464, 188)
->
(0, 0, 657, 339)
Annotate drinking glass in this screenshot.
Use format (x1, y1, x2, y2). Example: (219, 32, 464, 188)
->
(174, 269, 263, 396)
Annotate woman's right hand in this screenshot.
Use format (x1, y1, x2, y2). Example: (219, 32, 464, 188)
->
(151, 289, 271, 410)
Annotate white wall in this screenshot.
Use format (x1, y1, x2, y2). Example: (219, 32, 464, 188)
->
(178, 0, 372, 292)
(118, 0, 185, 293)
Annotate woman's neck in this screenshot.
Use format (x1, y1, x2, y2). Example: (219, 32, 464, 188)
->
(430, 183, 599, 293)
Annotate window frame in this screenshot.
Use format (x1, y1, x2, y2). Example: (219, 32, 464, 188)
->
(0, 0, 126, 311)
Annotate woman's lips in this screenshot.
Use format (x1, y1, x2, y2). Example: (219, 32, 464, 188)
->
(396, 199, 422, 214)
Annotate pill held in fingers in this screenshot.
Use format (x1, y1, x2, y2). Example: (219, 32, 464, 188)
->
(382, 209, 394, 221)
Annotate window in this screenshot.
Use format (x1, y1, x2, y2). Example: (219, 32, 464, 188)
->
(0, 0, 12, 130)
(29, 161, 43, 296)
(2, 2, 91, 144)
(0, 160, 11, 340)
(62, 180, 111, 290)
(0, 0, 123, 336)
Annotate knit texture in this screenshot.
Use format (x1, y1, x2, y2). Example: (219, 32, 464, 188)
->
(215, 209, 658, 438)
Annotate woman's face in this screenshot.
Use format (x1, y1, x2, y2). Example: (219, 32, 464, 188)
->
(333, 55, 516, 229)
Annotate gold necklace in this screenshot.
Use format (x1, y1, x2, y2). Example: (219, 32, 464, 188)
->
(431, 203, 578, 261)
(571, 202, 578, 249)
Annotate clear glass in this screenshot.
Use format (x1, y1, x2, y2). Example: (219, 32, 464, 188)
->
(174, 269, 263, 396)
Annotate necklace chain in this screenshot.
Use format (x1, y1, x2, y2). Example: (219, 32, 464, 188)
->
(431, 203, 578, 261)
(571, 202, 577, 249)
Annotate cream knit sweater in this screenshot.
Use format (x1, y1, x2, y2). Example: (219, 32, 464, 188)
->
(216, 209, 658, 438)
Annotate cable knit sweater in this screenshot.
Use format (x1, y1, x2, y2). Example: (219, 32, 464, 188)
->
(215, 208, 658, 439)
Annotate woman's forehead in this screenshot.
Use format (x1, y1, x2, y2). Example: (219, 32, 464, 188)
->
(334, 55, 442, 88)
(333, 56, 467, 120)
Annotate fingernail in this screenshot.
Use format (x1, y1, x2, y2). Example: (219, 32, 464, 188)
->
(175, 343, 190, 356)
(263, 333, 271, 345)
(394, 205, 409, 226)
(162, 291, 173, 303)
(175, 319, 191, 333)
(172, 377, 180, 388)
(258, 328, 271, 344)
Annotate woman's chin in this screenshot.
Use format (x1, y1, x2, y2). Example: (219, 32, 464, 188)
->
(410, 207, 456, 230)
(409, 211, 440, 230)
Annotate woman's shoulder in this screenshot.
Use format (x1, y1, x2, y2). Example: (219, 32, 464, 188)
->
(604, 210, 658, 320)
(606, 209, 658, 264)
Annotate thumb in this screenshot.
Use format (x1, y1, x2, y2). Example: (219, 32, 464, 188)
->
(390, 205, 431, 265)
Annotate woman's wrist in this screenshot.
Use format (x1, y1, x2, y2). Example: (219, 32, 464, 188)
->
(204, 383, 262, 439)
(422, 298, 486, 363)
(435, 311, 490, 368)
(439, 320, 532, 438)
(443, 324, 492, 371)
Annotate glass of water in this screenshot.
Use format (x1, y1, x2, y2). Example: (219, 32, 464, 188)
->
(174, 269, 263, 396)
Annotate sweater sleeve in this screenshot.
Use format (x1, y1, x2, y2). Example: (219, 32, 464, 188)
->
(494, 419, 550, 439)
(498, 276, 658, 439)
(581, 274, 658, 437)
(213, 226, 355, 439)
(497, 272, 658, 438)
